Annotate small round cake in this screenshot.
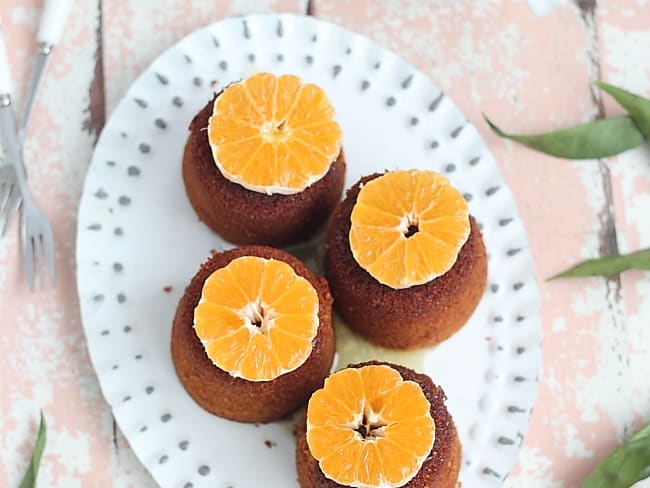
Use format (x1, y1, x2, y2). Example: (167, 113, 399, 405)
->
(325, 170, 487, 349)
(171, 245, 335, 423)
(182, 72, 346, 247)
(296, 361, 461, 488)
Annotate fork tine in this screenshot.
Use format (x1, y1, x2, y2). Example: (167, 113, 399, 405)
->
(1, 189, 21, 237)
(20, 214, 35, 292)
(0, 182, 9, 213)
(33, 232, 44, 289)
(42, 223, 56, 286)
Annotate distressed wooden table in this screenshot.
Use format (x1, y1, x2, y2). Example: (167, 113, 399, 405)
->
(1, 1, 649, 486)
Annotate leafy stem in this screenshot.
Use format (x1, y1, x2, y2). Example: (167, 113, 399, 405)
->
(19, 411, 46, 488)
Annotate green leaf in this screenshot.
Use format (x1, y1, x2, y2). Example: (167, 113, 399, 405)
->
(549, 248, 650, 280)
(484, 114, 646, 159)
(596, 81, 650, 138)
(19, 412, 46, 488)
(582, 421, 650, 488)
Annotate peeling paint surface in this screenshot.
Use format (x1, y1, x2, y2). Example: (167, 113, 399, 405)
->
(1, 1, 649, 487)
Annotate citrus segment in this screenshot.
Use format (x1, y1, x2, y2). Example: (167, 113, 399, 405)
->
(194, 302, 245, 340)
(208, 73, 342, 195)
(349, 170, 470, 289)
(306, 365, 435, 488)
(194, 256, 319, 382)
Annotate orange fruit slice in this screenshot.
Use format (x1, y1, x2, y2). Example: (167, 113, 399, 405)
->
(193, 256, 319, 382)
(208, 73, 342, 195)
(349, 170, 470, 289)
(306, 365, 435, 487)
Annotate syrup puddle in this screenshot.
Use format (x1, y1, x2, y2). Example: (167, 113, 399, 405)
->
(333, 314, 429, 372)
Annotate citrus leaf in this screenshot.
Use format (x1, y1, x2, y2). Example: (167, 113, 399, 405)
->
(582, 421, 650, 488)
(596, 81, 650, 138)
(19, 412, 46, 488)
(483, 114, 646, 159)
(549, 248, 650, 280)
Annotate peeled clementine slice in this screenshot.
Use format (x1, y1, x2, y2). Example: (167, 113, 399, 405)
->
(349, 170, 470, 289)
(194, 256, 319, 381)
(207, 73, 342, 195)
(306, 365, 435, 487)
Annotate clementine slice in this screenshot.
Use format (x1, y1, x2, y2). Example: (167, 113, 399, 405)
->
(349, 170, 470, 289)
(194, 256, 319, 381)
(306, 365, 435, 487)
(208, 73, 342, 195)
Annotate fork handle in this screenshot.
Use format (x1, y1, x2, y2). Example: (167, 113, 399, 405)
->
(21, 0, 73, 136)
(37, 0, 73, 45)
(20, 46, 51, 138)
(0, 27, 13, 96)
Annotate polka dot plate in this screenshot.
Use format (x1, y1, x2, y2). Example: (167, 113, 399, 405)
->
(76, 13, 542, 488)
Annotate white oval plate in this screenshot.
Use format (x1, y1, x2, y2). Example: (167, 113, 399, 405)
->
(77, 13, 541, 488)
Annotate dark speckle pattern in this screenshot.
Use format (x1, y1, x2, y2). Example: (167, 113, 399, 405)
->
(156, 73, 169, 85)
(429, 94, 444, 111)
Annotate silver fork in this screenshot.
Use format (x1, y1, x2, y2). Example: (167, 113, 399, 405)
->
(0, 0, 72, 239)
(0, 30, 58, 289)
(0, 94, 56, 290)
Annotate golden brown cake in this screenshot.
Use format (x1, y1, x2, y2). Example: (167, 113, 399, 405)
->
(171, 245, 335, 423)
(182, 73, 346, 246)
(296, 361, 461, 488)
(325, 171, 487, 349)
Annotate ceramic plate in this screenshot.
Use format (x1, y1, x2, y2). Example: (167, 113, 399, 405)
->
(76, 13, 542, 488)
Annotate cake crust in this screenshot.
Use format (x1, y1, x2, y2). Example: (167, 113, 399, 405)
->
(325, 173, 487, 349)
(171, 245, 335, 423)
(182, 96, 346, 247)
(296, 361, 461, 488)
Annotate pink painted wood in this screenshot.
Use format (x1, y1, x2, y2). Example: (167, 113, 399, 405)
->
(1, 1, 649, 486)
